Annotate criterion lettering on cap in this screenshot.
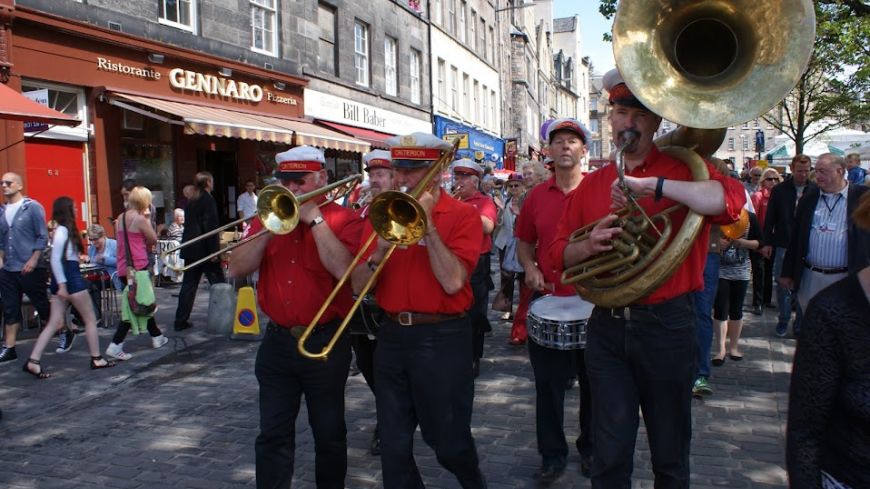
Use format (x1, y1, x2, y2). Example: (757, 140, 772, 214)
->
(278, 160, 322, 173)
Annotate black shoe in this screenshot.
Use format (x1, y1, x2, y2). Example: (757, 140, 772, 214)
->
(174, 321, 193, 332)
(0, 346, 17, 363)
(369, 427, 381, 456)
(533, 465, 565, 482)
(472, 359, 480, 379)
(580, 455, 592, 478)
(751, 305, 763, 316)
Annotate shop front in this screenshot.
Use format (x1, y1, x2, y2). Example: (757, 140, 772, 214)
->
(433, 115, 505, 169)
(11, 9, 369, 230)
(304, 88, 431, 176)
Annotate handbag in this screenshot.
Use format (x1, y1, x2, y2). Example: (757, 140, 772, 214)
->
(122, 215, 157, 317)
(502, 238, 524, 274)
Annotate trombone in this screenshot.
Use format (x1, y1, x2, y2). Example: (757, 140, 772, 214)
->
(160, 174, 362, 272)
(297, 140, 460, 360)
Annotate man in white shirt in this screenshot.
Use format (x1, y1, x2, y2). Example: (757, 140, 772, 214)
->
(236, 179, 258, 227)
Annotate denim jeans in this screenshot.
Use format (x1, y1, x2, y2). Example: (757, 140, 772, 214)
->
(693, 253, 719, 379)
(773, 247, 802, 330)
(586, 295, 697, 489)
(375, 317, 486, 489)
(254, 321, 351, 489)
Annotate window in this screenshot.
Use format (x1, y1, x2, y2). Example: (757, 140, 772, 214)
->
(317, 4, 337, 75)
(447, 0, 456, 34)
(488, 26, 495, 63)
(410, 49, 422, 104)
(21, 81, 85, 129)
(742, 136, 749, 151)
(159, 0, 196, 31)
(473, 80, 479, 122)
(450, 66, 459, 111)
(480, 19, 487, 61)
(433, 0, 442, 25)
(590, 118, 599, 133)
(462, 74, 470, 117)
(727, 138, 735, 150)
(354, 21, 370, 87)
(458, 1, 466, 43)
(482, 84, 488, 127)
(470, 11, 477, 52)
(251, 0, 277, 55)
(437, 58, 446, 104)
(490, 90, 496, 129)
(384, 37, 398, 96)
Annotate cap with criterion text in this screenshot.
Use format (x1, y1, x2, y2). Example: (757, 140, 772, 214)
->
(387, 132, 453, 169)
(363, 149, 392, 172)
(451, 158, 484, 177)
(274, 145, 325, 180)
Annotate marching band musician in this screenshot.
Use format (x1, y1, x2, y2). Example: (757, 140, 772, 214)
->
(551, 69, 746, 488)
(349, 149, 394, 456)
(450, 158, 497, 378)
(229, 146, 362, 489)
(351, 133, 487, 489)
(514, 118, 592, 482)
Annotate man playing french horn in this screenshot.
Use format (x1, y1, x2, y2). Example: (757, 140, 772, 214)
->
(552, 70, 746, 488)
(229, 146, 362, 489)
(351, 133, 487, 489)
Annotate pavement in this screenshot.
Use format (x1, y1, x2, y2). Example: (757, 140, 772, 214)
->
(0, 273, 798, 489)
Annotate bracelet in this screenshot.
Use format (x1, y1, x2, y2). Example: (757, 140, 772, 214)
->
(654, 177, 665, 202)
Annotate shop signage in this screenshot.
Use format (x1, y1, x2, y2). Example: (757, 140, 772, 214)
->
(304, 89, 431, 135)
(22, 89, 50, 133)
(442, 132, 469, 149)
(97, 57, 161, 80)
(168, 68, 263, 102)
(434, 115, 504, 167)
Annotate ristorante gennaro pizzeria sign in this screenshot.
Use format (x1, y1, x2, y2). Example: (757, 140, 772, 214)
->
(95, 57, 297, 105)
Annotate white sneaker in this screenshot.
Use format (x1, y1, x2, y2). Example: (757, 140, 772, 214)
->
(152, 335, 168, 349)
(105, 342, 133, 361)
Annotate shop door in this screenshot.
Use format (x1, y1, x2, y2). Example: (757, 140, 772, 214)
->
(24, 140, 87, 229)
(198, 150, 237, 225)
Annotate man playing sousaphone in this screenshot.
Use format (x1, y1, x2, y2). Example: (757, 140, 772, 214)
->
(229, 146, 362, 489)
(351, 133, 487, 488)
(551, 70, 746, 488)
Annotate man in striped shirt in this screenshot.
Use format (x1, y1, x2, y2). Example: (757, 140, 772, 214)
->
(781, 153, 870, 311)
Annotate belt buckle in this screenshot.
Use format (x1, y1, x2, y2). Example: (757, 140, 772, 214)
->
(397, 312, 413, 326)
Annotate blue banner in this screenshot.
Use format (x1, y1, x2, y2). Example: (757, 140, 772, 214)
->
(433, 115, 505, 168)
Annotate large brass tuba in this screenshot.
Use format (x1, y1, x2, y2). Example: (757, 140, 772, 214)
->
(561, 0, 815, 308)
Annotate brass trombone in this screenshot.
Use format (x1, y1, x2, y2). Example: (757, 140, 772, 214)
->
(160, 174, 362, 272)
(297, 140, 460, 360)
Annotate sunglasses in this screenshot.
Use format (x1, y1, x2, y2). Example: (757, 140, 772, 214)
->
(507, 184, 522, 188)
(764, 177, 779, 181)
(0, 180, 14, 186)
(279, 178, 305, 186)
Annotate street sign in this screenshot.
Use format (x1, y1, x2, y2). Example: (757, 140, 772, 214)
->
(755, 130, 765, 152)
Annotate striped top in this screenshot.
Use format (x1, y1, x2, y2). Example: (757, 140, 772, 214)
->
(807, 185, 849, 269)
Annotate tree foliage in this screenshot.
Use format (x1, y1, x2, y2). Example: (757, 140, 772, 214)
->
(597, 1, 870, 153)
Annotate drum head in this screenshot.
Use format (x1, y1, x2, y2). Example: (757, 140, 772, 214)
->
(529, 295, 594, 322)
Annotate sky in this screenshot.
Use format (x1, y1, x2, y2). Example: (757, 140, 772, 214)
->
(553, 0, 615, 76)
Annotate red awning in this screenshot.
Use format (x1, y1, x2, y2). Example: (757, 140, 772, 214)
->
(0, 83, 80, 126)
(317, 121, 393, 149)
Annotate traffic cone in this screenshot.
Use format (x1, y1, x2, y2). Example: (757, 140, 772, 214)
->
(231, 286, 262, 340)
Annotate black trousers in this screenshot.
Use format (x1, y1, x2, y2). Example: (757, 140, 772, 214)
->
(585, 295, 696, 489)
(173, 260, 224, 327)
(375, 316, 486, 489)
(255, 321, 351, 489)
(469, 253, 493, 361)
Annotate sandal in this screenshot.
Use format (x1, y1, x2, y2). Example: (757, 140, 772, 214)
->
(22, 358, 51, 379)
(90, 356, 116, 370)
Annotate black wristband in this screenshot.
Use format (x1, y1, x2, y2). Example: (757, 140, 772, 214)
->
(654, 177, 665, 202)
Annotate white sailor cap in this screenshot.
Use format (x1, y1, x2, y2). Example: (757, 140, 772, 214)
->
(363, 149, 392, 172)
(275, 146, 326, 179)
(387, 132, 453, 169)
(451, 158, 483, 177)
(602, 68, 650, 110)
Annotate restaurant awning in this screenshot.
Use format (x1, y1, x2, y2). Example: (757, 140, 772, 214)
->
(0, 82, 80, 126)
(107, 93, 370, 153)
(317, 121, 392, 149)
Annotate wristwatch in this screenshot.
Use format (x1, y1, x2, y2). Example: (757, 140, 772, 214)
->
(309, 216, 325, 228)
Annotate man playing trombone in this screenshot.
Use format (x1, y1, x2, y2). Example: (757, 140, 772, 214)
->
(351, 133, 487, 489)
(551, 70, 746, 488)
(229, 146, 362, 489)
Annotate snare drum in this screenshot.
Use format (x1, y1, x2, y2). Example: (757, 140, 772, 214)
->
(527, 295, 594, 350)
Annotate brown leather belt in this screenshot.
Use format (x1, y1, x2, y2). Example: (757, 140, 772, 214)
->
(386, 311, 466, 326)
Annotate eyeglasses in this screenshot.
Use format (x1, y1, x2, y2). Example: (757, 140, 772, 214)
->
(0, 180, 14, 187)
(279, 178, 305, 187)
(507, 184, 522, 189)
(764, 177, 779, 181)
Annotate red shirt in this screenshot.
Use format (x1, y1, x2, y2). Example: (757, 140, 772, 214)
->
(751, 187, 770, 230)
(251, 202, 362, 327)
(514, 176, 578, 296)
(361, 192, 482, 314)
(550, 146, 745, 305)
(462, 191, 498, 254)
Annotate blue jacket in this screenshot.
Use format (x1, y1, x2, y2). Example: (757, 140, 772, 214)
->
(88, 238, 121, 289)
(0, 198, 48, 272)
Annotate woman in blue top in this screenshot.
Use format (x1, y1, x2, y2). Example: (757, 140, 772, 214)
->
(22, 197, 115, 378)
